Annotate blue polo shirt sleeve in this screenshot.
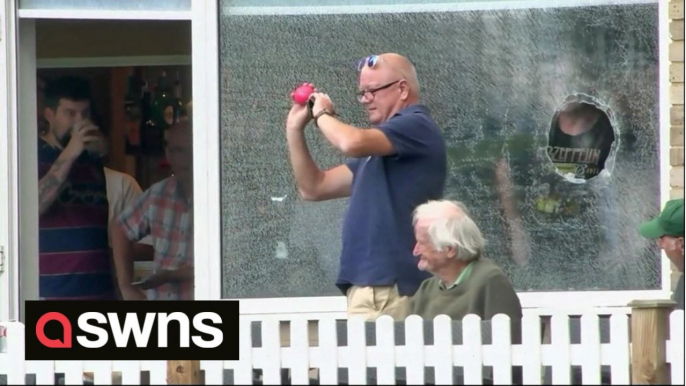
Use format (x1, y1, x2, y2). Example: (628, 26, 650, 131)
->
(377, 112, 437, 158)
(346, 157, 361, 174)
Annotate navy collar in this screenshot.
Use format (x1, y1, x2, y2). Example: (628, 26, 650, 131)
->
(393, 103, 429, 117)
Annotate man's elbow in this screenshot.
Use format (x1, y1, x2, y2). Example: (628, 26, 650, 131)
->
(338, 132, 366, 158)
(338, 138, 368, 158)
(338, 132, 394, 158)
(298, 187, 323, 202)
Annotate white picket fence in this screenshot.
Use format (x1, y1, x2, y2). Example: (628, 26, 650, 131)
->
(0, 310, 684, 385)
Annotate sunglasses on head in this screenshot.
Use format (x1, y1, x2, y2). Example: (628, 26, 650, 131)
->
(357, 55, 380, 71)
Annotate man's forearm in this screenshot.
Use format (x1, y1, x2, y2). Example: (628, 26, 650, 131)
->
(38, 151, 77, 215)
(112, 225, 137, 287)
(286, 129, 325, 198)
(315, 114, 360, 153)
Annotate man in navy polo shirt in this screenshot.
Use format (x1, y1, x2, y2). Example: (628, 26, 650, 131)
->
(285, 53, 447, 320)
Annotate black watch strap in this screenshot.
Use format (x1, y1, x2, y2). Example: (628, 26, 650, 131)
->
(313, 109, 334, 127)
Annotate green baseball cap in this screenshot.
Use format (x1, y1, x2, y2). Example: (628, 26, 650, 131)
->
(639, 199, 685, 239)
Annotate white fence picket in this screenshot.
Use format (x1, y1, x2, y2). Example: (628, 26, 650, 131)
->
(55, 360, 85, 385)
(112, 360, 142, 385)
(2, 310, 686, 386)
(490, 314, 513, 385)
(199, 360, 223, 385)
(669, 310, 685, 385)
(430, 315, 453, 385)
(6, 323, 26, 385)
(26, 360, 55, 385)
(232, 317, 254, 384)
(404, 315, 425, 384)
(608, 314, 630, 385)
(347, 317, 367, 385)
(373, 315, 395, 385)
(520, 314, 542, 384)
(461, 314, 483, 385)
(549, 314, 571, 385)
(85, 360, 113, 385)
(289, 318, 310, 385)
(141, 361, 166, 385)
(579, 314, 601, 385)
(260, 319, 282, 385)
(317, 318, 338, 385)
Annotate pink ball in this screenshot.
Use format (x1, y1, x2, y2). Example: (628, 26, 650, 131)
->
(292, 83, 315, 106)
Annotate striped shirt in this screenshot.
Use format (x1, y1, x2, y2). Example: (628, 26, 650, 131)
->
(118, 176, 193, 300)
(38, 138, 115, 300)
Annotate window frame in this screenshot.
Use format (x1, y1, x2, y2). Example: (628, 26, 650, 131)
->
(1, 0, 672, 322)
(0, 0, 20, 322)
(200, 0, 674, 315)
(8, 2, 193, 322)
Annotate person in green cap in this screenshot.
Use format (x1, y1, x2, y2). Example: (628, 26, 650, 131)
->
(639, 198, 684, 310)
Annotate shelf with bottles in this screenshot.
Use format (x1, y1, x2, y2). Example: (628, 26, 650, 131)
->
(124, 67, 187, 158)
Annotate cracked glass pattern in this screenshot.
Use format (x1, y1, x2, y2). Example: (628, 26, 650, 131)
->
(219, 1, 661, 299)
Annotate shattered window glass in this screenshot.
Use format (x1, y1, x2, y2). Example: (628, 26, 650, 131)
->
(219, 2, 661, 298)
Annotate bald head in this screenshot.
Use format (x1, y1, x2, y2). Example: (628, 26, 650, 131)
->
(167, 118, 192, 144)
(165, 118, 193, 181)
(377, 53, 420, 96)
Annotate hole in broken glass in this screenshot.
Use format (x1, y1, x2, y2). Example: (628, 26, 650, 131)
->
(546, 94, 617, 183)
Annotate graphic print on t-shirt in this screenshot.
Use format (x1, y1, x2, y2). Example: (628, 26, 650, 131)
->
(534, 95, 616, 216)
(546, 101, 615, 181)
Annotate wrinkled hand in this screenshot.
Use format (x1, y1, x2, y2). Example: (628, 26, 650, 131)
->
(63, 120, 101, 159)
(136, 270, 174, 290)
(310, 92, 336, 117)
(286, 83, 317, 132)
(120, 285, 147, 301)
(286, 103, 311, 133)
(136, 266, 193, 290)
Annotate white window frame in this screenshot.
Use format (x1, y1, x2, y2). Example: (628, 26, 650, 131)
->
(10, 4, 192, 323)
(3, 0, 672, 322)
(0, 0, 20, 322)
(195, 0, 674, 316)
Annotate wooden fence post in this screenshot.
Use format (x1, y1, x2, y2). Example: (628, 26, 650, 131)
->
(628, 299, 676, 384)
(167, 360, 202, 385)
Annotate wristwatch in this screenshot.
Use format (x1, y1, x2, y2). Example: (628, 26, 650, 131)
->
(313, 109, 335, 128)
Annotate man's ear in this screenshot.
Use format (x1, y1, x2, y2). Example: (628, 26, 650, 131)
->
(399, 80, 410, 101)
(446, 246, 457, 259)
(44, 107, 56, 122)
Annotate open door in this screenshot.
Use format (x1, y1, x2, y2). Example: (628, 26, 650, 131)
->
(0, 0, 19, 322)
(12, 2, 193, 318)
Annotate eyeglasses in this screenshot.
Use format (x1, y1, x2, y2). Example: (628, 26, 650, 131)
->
(356, 80, 401, 102)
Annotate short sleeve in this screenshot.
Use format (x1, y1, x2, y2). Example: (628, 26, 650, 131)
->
(117, 188, 153, 242)
(121, 174, 144, 211)
(346, 158, 362, 174)
(377, 112, 438, 158)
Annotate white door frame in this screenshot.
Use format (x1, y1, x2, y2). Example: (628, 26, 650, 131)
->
(191, 0, 222, 302)
(0, 0, 20, 322)
(196, 0, 674, 316)
(11, 5, 192, 322)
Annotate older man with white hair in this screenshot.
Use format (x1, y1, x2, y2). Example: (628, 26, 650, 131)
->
(410, 200, 522, 321)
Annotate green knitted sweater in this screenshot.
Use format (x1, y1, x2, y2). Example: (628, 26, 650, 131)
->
(410, 258, 522, 322)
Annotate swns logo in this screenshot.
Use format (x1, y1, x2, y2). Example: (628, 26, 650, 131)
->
(25, 301, 238, 360)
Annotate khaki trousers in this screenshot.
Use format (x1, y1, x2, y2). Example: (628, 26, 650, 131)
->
(346, 284, 411, 321)
(276, 284, 410, 348)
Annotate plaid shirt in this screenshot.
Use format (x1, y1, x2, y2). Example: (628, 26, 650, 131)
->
(118, 176, 193, 300)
